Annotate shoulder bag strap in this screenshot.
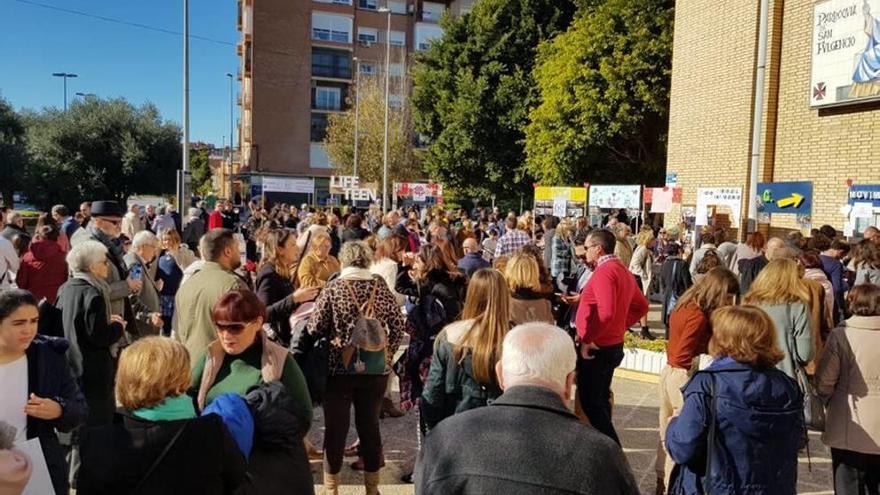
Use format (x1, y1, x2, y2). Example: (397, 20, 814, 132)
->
(704, 374, 717, 495)
(134, 420, 190, 494)
(365, 279, 380, 317)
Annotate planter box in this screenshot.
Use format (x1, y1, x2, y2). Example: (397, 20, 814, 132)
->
(620, 347, 665, 375)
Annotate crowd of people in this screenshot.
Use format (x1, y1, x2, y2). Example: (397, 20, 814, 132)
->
(0, 198, 879, 495)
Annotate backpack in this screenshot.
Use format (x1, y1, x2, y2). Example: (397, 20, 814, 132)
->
(342, 280, 388, 374)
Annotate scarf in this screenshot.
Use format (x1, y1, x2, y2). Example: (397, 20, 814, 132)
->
(339, 266, 375, 280)
(72, 271, 113, 323)
(133, 394, 197, 422)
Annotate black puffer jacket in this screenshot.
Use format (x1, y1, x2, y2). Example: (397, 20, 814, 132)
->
(241, 382, 313, 495)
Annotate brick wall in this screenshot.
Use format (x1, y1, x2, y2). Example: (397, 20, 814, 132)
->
(666, 0, 880, 236)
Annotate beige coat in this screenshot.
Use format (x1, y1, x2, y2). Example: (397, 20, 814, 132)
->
(815, 315, 880, 455)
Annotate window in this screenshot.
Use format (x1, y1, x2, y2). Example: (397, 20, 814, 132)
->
(311, 113, 329, 142)
(415, 23, 443, 51)
(388, 30, 406, 46)
(357, 27, 378, 44)
(358, 0, 378, 10)
(310, 143, 334, 169)
(359, 61, 377, 75)
(311, 48, 352, 78)
(314, 0, 352, 4)
(388, 63, 404, 77)
(312, 12, 352, 43)
(422, 1, 445, 22)
(388, 0, 406, 13)
(314, 87, 342, 110)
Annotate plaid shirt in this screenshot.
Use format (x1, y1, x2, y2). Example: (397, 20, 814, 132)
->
(495, 229, 533, 258)
(551, 236, 573, 278)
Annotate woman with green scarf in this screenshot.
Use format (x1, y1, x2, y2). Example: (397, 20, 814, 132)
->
(77, 337, 246, 494)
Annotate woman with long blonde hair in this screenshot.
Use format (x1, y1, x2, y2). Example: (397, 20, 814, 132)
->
(505, 254, 554, 325)
(420, 268, 511, 431)
(744, 258, 813, 379)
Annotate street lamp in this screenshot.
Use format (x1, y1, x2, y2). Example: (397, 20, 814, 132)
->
(379, 7, 392, 212)
(226, 72, 235, 201)
(75, 92, 96, 99)
(353, 57, 361, 178)
(51, 72, 78, 111)
(180, 0, 190, 211)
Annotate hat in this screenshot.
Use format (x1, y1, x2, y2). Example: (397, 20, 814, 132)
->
(90, 201, 123, 218)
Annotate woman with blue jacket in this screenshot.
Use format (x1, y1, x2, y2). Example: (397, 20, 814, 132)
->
(665, 305, 804, 495)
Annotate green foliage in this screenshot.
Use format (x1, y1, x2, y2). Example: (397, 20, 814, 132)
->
(411, 0, 578, 200)
(525, 0, 674, 186)
(23, 98, 181, 210)
(624, 331, 668, 353)
(0, 97, 29, 207)
(189, 148, 214, 196)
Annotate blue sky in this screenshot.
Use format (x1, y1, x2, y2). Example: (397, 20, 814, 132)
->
(0, 0, 239, 145)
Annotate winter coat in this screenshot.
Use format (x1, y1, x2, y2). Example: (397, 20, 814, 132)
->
(816, 315, 880, 455)
(240, 382, 314, 495)
(420, 320, 503, 432)
(70, 226, 132, 318)
(666, 358, 803, 495)
(78, 412, 246, 495)
(1, 223, 31, 255)
(629, 244, 654, 294)
(738, 255, 769, 296)
(757, 302, 813, 380)
(182, 216, 206, 250)
(255, 263, 301, 346)
(658, 256, 692, 327)
(16, 239, 68, 304)
(55, 277, 125, 426)
(25, 336, 89, 495)
(123, 251, 162, 341)
(175, 261, 245, 358)
(340, 227, 371, 243)
(509, 288, 554, 326)
(457, 252, 490, 279)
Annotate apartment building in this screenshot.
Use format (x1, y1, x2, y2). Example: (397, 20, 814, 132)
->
(236, 0, 470, 188)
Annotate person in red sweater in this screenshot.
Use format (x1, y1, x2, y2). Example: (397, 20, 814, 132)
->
(207, 200, 225, 231)
(16, 225, 69, 304)
(654, 267, 738, 495)
(575, 229, 649, 445)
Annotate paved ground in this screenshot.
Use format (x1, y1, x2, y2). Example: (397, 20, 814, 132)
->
(307, 374, 834, 495)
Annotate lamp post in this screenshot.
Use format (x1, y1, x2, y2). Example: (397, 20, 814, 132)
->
(74, 92, 96, 99)
(51, 72, 78, 111)
(353, 57, 361, 178)
(226, 72, 235, 201)
(379, 7, 391, 212)
(179, 0, 191, 211)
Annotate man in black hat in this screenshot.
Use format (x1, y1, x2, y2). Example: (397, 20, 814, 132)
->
(71, 200, 142, 319)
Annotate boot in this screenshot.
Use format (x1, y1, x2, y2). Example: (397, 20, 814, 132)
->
(322, 471, 340, 495)
(380, 397, 404, 418)
(364, 470, 381, 495)
(640, 326, 656, 341)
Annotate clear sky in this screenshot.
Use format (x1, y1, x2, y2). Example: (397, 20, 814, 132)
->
(0, 0, 239, 145)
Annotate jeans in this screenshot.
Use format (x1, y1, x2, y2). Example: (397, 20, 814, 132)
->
(576, 343, 625, 445)
(322, 374, 387, 474)
(832, 448, 880, 495)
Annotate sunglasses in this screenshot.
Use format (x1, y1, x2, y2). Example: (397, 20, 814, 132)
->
(215, 322, 248, 334)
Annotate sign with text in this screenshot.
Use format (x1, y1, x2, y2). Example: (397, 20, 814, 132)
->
(262, 177, 315, 194)
(588, 185, 641, 210)
(810, 0, 880, 107)
(330, 175, 378, 202)
(848, 184, 880, 207)
(696, 187, 742, 225)
(757, 181, 813, 214)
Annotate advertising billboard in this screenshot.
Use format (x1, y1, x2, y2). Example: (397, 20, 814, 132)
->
(810, 0, 880, 107)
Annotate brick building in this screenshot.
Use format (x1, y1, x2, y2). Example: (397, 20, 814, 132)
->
(235, 0, 475, 191)
(666, 0, 880, 238)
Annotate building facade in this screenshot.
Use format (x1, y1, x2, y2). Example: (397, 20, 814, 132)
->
(666, 0, 880, 238)
(236, 0, 468, 182)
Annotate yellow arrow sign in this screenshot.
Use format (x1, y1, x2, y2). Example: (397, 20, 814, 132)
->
(776, 193, 804, 209)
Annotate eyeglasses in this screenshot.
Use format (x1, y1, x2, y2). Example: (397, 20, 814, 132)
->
(99, 218, 121, 226)
(215, 322, 248, 335)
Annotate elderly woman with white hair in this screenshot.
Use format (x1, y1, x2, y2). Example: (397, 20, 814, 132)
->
(56, 240, 126, 426)
(123, 231, 164, 340)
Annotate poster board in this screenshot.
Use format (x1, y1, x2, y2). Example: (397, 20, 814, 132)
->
(756, 181, 813, 214)
(262, 177, 315, 194)
(696, 187, 742, 226)
(588, 185, 641, 210)
(533, 186, 587, 218)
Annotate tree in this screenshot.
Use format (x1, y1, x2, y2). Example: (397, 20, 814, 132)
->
(189, 147, 214, 196)
(324, 64, 418, 185)
(411, 0, 578, 200)
(24, 97, 181, 209)
(0, 97, 29, 208)
(524, 0, 674, 185)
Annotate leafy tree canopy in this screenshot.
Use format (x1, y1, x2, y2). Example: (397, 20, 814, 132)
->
(0, 96, 29, 207)
(525, 0, 674, 186)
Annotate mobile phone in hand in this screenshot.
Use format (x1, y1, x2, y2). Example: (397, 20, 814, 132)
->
(130, 264, 142, 281)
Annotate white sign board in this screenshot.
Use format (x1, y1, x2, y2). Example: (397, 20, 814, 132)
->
(810, 0, 880, 107)
(588, 185, 641, 210)
(262, 177, 315, 194)
(696, 187, 742, 226)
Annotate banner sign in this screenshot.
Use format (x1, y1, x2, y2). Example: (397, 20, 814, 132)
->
(330, 175, 377, 202)
(848, 184, 880, 207)
(810, 0, 880, 107)
(262, 177, 315, 194)
(756, 181, 813, 214)
(588, 185, 641, 209)
(644, 187, 682, 204)
(696, 187, 742, 225)
(533, 186, 587, 218)
(395, 182, 443, 200)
